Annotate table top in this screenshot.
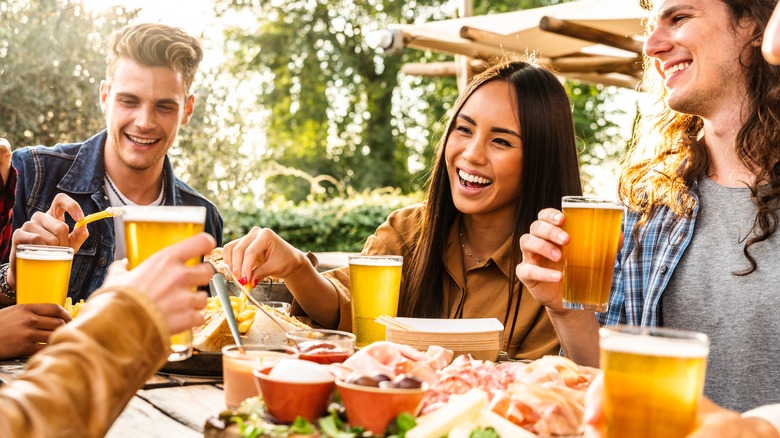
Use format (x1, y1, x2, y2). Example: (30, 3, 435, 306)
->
(0, 358, 225, 438)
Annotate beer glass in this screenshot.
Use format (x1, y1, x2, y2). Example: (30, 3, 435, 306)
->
(16, 245, 74, 305)
(600, 325, 710, 438)
(561, 196, 623, 312)
(123, 205, 206, 361)
(348, 255, 402, 348)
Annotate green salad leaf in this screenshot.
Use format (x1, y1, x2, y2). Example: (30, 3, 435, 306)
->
(469, 427, 501, 438)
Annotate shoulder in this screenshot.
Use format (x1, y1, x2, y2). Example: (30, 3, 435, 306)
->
(384, 202, 425, 227)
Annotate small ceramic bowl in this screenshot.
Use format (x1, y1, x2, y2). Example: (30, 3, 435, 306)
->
(253, 366, 336, 423)
(336, 379, 427, 436)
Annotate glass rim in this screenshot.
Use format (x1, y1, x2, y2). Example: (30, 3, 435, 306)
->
(347, 254, 402, 262)
(286, 328, 356, 341)
(221, 344, 298, 357)
(120, 205, 207, 223)
(600, 324, 710, 347)
(562, 195, 623, 206)
(16, 244, 74, 254)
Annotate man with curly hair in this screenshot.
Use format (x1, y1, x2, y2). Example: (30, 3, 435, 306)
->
(518, 0, 780, 429)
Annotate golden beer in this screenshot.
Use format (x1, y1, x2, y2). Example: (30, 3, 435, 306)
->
(561, 196, 623, 312)
(122, 206, 206, 361)
(16, 245, 74, 305)
(600, 326, 709, 438)
(348, 255, 403, 348)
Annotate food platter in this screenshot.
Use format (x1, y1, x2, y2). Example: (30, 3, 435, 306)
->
(159, 350, 223, 377)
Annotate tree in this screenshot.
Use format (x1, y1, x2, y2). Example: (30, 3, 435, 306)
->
(0, 0, 130, 147)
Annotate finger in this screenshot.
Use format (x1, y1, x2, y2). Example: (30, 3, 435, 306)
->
(516, 261, 562, 284)
(537, 208, 566, 225)
(69, 226, 89, 251)
(12, 228, 62, 247)
(25, 303, 72, 322)
(529, 218, 569, 246)
(33, 315, 70, 332)
(520, 233, 564, 264)
(159, 233, 216, 264)
(47, 193, 85, 222)
(106, 259, 129, 278)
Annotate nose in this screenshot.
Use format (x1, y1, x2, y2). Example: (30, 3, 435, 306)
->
(643, 25, 672, 59)
(135, 105, 157, 131)
(461, 136, 488, 165)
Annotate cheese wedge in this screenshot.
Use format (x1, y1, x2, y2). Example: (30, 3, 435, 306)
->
(406, 389, 488, 438)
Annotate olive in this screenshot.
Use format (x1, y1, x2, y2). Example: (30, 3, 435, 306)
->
(345, 373, 380, 387)
(371, 372, 391, 383)
(391, 374, 423, 389)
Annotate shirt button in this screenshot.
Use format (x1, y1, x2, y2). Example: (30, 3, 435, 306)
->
(660, 265, 668, 274)
(98, 257, 109, 267)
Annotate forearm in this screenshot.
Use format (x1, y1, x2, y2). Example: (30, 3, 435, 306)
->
(547, 308, 601, 367)
(743, 404, 780, 438)
(283, 254, 342, 329)
(0, 287, 168, 438)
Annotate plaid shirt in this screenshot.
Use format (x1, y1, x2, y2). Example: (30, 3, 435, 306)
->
(0, 168, 15, 262)
(598, 180, 700, 327)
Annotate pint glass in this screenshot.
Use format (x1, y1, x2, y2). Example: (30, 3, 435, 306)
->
(123, 206, 206, 361)
(16, 245, 74, 305)
(561, 196, 623, 312)
(348, 255, 402, 348)
(600, 326, 710, 438)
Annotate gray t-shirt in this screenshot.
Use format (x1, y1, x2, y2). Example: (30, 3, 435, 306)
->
(662, 176, 780, 411)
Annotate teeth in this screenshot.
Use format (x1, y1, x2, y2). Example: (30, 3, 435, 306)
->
(663, 62, 690, 77)
(458, 169, 492, 185)
(128, 135, 156, 145)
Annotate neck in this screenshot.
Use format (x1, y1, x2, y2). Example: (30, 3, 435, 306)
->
(459, 214, 514, 262)
(701, 117, 754, 188)
(104, 163, 166, 205)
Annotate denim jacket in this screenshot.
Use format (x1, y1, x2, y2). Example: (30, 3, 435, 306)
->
(6, 130, 223, 302)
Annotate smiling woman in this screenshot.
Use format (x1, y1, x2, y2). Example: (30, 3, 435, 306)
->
(221, 59, 583, 361)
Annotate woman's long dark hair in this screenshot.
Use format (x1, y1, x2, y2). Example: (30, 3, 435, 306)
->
(400, 60, 583, 320)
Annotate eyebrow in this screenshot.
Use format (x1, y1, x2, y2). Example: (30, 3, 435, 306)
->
(115, 92, 181, 107)
(653, 4, 695, 22)
(458, 114, 521, 139)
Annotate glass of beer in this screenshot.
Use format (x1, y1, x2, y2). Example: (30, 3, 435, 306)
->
(600, 325, 710, 438)
(561, 196, 624, 312)
(15, 245, 74, 305)
(348, 255, 402, 348)
(123, 205, 206, 361)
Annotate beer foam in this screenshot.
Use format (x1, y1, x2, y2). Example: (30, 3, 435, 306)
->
(348, 256, 403, 267)
(121, 206, 206, 223)
(17, 248, 73, 261)
(601, 333, 709, 358)
(562, 201, 624, 210)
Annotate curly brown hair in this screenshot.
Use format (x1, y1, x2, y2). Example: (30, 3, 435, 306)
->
(106, 23, 203, 95)
(624, 0, 780, 274)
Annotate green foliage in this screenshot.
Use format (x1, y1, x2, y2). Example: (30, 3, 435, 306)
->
(222, 188, 423, 252)
(0, 0, 131, 147)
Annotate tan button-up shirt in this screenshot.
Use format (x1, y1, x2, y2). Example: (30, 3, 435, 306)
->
(322, 203, 559, 360)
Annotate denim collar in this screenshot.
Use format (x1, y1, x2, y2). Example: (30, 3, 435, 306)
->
(58, 130, 180, 205)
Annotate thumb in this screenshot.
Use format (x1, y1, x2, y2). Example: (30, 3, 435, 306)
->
(69, 227, 89, 252)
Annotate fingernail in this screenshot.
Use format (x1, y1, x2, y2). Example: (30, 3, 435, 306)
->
(553, 212, 563, 222)
(557, 231, 567, 243)
(251, 278, 258, 288)
(550, 271, 562, 281)
(239, 276, 248, 286)
(551, 248, 561, 260)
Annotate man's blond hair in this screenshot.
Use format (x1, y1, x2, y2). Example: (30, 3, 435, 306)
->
(106, 23, 203, 94)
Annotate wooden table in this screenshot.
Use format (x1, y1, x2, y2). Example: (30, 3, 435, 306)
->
(0, 358, 226, 438)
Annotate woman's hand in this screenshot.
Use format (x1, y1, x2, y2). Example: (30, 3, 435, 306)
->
(515, 207, 569, 313)
(0, 304, 72, 359)
(223, 226, 309, 286)
(102, 233, 216, 335)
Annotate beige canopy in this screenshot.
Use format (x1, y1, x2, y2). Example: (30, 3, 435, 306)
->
(377, 0, 649, 88)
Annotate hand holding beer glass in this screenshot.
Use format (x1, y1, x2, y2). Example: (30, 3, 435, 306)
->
(599, 326, 709, 438)
(561, 196, 623, 312)
(123, 206, 206, 361)
(348, 255, 402, 348)
(15, 245, 74, 305)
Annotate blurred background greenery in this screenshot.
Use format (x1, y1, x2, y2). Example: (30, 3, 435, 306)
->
(0, 0, 635, 251)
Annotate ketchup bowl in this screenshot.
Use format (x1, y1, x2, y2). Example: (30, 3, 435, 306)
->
(286, 329, 356, 364)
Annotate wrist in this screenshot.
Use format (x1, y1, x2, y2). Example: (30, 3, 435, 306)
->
(0, 263, 16, 303)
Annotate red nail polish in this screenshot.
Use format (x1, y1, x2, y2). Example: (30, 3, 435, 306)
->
(251, 278, 258, 288)
(239, 276, 248, 286)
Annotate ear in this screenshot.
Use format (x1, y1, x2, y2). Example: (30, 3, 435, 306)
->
(99, 80, 110, 114)
(181, 94, 195, 125)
